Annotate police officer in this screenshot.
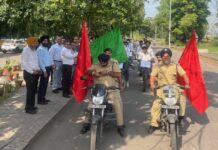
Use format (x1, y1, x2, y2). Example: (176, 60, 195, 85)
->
(148, 48, 190, 133)
(104, 48, 119, 64)
(155, 51, 162, 64)
(80, 53, 126, 137)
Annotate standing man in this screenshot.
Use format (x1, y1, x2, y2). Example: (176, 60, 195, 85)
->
(61, 40, 78, 98)
(37, 35, 54, 105)
(73, 36, 80, 52)
(49, 35, 63, 93)
(22, 37, 41, 114)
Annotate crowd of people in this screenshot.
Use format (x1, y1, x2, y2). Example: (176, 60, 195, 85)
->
(21, 35, 79, 114)
(21, 36, 190, 139)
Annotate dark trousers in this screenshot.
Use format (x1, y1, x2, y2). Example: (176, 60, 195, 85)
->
(23, 70, 39, 111)
(123, 62, 129, 82)
(62, 64, 73, 95)
(37, 66, 52, 102)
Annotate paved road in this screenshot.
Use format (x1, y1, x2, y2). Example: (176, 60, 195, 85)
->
(24, 50, 218, 150)
(0, 51, 20, 58)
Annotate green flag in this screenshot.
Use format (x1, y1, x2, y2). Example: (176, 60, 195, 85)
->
(90, 28, 127, 63)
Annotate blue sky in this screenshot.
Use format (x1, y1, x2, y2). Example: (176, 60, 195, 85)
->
(144, 1, 159, 18)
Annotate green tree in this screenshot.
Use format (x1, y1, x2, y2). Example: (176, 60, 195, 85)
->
(0, 0, 147, 39)
(154, 0, 210, 43)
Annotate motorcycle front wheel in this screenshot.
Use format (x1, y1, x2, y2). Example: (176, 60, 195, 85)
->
(90, 124, 98, 150)
(142, 70, 149, 92)
(170, 123, 179, 150)
(90, 122, 102, 150)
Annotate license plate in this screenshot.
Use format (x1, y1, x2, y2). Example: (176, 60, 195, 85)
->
(162, 105, 180, 109)
(91, 105, 106, 109)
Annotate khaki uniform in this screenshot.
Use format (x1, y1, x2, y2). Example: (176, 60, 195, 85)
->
(150, 62, 186, 127)
(84, 60, 124, 126)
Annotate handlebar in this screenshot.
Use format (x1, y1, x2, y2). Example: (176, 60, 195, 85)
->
(83, 85, 119, 90)
(154, 84, 189, 90)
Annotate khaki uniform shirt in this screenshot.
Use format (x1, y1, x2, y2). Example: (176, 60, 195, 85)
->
(151, 62, 186, 98)
(110, 58, 119, 64)
(151, 62, 186, 86)
(88, 61, 121, 87)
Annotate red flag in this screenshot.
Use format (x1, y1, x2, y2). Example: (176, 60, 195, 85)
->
(72, 21, 93, 103)
(178, 31, 208, 113)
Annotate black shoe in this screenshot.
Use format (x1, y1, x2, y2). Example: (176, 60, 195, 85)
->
(52, 89, 59, 93)
(63, 94, 70, 98)
(80, 123, 91, 134)
(178, 116, 185, 127)
(38, 101, 48, 105)
(44, 99, 51, 102)
(57, 87, 63, 91)
(147, 126, 158, 134)
(33, 106, 38, 110)
(117, 126, 127, 137)
(25, 109, 37, 114)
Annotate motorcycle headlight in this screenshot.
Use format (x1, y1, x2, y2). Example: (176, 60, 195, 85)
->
(165, 97, 177, 106)
(92, 96, 104, 105)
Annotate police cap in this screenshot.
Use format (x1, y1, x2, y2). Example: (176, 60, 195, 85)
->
(160, 48, 172, 57)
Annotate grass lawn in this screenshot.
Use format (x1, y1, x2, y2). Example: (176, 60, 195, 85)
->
(198, 39, 218, 53)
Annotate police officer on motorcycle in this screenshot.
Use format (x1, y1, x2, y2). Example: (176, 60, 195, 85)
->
(148, 48, 190, 134)
(80, 53, 126, 137)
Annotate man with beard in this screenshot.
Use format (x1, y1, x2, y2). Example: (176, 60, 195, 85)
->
(148, 48, 190, 133)
(37, 35, 54, 105)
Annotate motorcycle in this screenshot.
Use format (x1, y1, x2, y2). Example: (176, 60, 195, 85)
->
(140, 60, 152, 92)
(155, 84, 185, 150)
(141, 67, 151, 92)
(81, 76, 118, 150)
(119, 62, 129, 89)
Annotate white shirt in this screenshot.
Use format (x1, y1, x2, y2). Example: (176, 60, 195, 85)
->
(138, 51, 153, 61)
(49, 43, 63, 61)
(128, 42, 134, 51)
(61, 47, 78, 65)
(124, 45, 132, 57)
(21, 46, 40, 74)
(138, 51, 153, 68)
(119, 63, 123, 69)
(136, 45, 141, 54)
(147, 46, 155, 58)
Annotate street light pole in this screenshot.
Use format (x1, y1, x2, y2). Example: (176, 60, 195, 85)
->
(168, 0, 172, 48)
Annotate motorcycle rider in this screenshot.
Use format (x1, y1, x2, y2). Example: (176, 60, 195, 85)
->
(104, 48, 126, 88)
(148, 48, 190, 134)
(138, 45, 155, 88)
(155, 51, 162, 64)
(104, 48, 119, 64)
(80, 53, 126, 137)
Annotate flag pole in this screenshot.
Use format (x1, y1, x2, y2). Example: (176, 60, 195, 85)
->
(168, 0, 172, 48)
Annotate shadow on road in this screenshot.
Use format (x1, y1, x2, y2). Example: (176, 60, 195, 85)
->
(25, 68, 217, 150)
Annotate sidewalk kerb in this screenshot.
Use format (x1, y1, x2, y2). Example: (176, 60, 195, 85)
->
(22, 98, 74, 150)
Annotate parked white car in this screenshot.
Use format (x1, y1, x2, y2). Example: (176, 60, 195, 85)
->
(1, 39, 26, 53)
